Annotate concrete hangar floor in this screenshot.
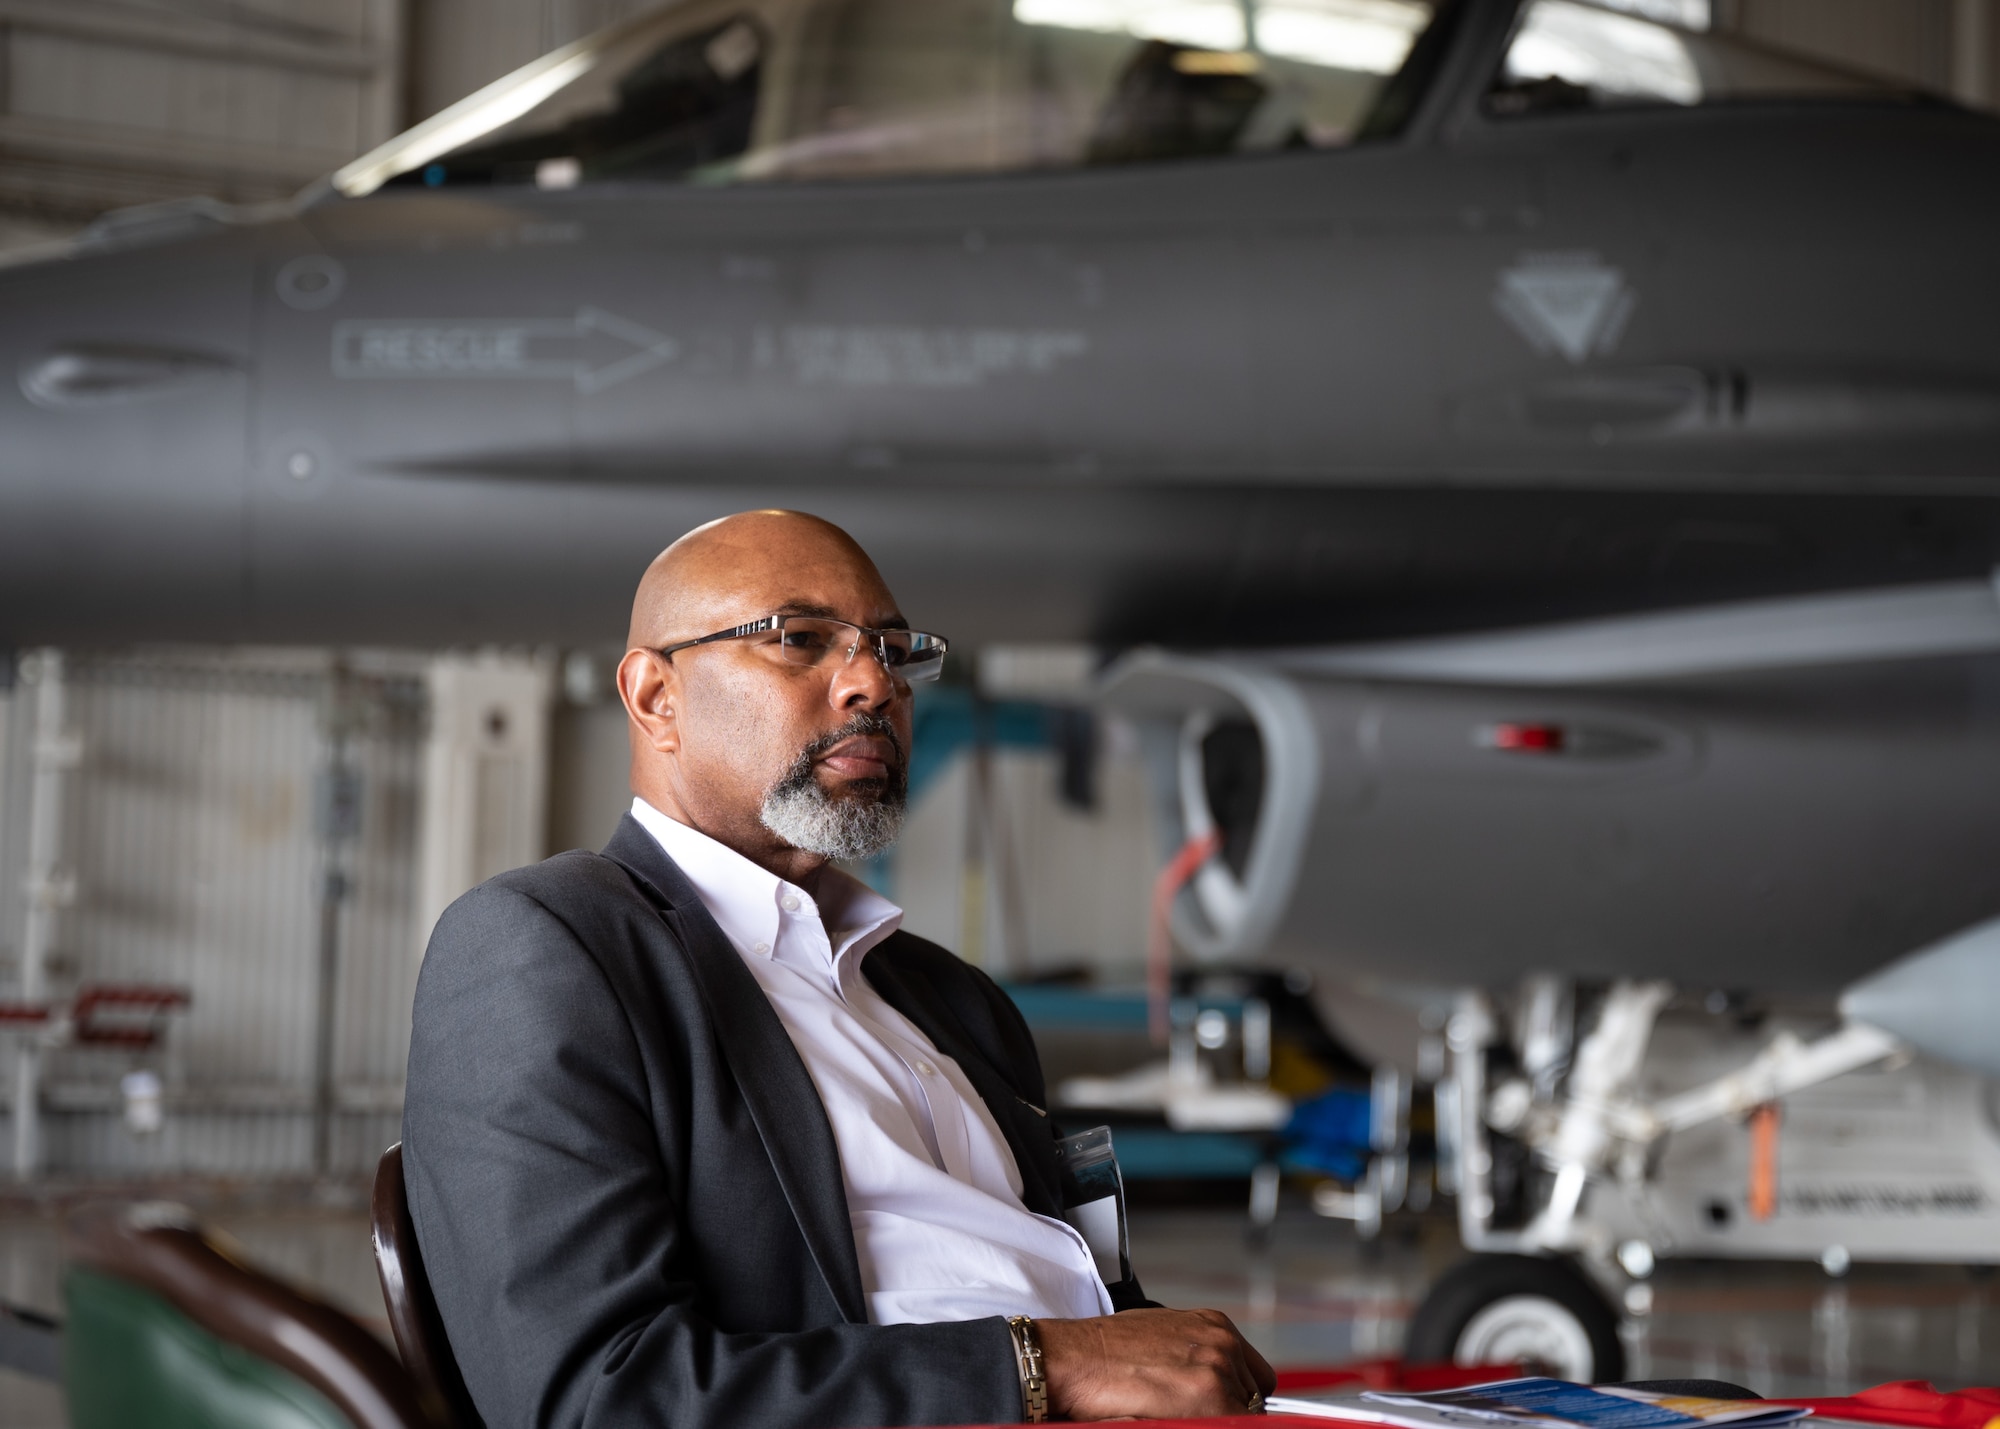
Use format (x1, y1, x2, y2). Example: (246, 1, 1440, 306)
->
(0, 1200, 1997, 1427)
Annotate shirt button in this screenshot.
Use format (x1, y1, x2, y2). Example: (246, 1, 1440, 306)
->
(916, 1061, 936, 1077)
(780, 894, 800, 912)
(753, 941, 770, 955)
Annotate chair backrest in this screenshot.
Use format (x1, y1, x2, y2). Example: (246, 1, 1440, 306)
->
(373, 1143, 483, 1429)
(62, 1200, 437, 1429)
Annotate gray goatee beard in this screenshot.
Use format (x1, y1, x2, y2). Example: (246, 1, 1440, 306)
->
(758, 713, 908, 862)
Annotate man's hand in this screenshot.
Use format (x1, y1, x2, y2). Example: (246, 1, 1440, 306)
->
(1035, 1307, 1277, 1420)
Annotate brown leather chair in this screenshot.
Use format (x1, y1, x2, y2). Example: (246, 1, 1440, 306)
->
(373, 1143, 483, 1429)
(63, 1199, 438, 1429)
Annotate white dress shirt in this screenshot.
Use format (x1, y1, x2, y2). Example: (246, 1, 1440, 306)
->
(631, 798, 1112, 1326)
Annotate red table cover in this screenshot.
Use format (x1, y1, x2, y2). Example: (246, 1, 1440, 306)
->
(1769, 1381, 2000, 1429)
(923, 1364, 2000, 1429)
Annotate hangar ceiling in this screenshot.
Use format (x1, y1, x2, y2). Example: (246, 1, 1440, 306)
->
(0, 0, 406, 241)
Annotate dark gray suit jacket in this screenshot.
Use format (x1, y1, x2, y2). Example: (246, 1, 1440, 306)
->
(404, 815, 1099, 1429)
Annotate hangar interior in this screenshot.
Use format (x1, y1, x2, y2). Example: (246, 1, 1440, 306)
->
(0, 644, 1160, 1181)
(2, 0, 2000, 1426)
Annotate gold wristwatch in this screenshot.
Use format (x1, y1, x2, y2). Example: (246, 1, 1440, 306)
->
(1006, 1315, 1049, 1423)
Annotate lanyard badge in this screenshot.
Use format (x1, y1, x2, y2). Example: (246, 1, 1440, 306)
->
(1053, 1125, 1132, 1289)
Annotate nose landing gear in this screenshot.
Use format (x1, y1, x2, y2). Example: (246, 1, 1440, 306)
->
(1404, 1253, 1625, 1383)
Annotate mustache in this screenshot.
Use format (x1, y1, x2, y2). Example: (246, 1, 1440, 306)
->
(797, 711, 905, 771)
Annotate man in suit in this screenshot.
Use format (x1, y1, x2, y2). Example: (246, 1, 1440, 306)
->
(405, 509, 1276, 1429)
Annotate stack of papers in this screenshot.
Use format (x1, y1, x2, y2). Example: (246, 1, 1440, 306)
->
(1268, 1377, 1813, 1429)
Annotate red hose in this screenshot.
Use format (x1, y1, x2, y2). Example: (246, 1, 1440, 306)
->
(1749, 1101, 1781, 1221)
(1149, 829, 1222, 1045)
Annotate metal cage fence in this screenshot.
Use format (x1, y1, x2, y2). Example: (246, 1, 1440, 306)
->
(0, 649, 428, 1180)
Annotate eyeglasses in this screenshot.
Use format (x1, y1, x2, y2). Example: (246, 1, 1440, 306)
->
(655, 614, 950, 683)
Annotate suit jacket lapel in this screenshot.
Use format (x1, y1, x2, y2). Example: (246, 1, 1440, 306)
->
(863, 947, 1066, 1221)
(602, 816, 870, 1325)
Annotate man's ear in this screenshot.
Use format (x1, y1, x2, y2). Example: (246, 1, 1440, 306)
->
(617, 647, 679, 754)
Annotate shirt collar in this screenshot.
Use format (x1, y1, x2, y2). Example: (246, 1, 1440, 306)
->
(629, 798, 902, 966)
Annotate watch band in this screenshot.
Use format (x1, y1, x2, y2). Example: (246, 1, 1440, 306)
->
(1006, 1315, 1049, 1423)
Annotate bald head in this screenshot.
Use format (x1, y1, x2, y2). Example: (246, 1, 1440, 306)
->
(628, 510, 890, 651)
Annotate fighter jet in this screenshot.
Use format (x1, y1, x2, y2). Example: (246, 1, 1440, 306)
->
(5, 0, 1993, 649)
(5, 0, 2000, 1379)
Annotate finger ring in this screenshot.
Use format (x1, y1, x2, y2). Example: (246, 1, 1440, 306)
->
(1247, 1392, 1266, 1414)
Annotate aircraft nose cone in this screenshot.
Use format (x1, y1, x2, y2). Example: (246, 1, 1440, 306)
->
(1841, 916, 2000, 1076)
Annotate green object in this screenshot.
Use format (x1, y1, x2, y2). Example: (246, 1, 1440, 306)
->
(63, 1267, 351, 1429)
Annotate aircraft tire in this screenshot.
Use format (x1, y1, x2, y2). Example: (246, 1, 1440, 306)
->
(1404, 1253, 1624, 1383)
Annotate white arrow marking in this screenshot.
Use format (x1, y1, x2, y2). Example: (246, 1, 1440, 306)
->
(331, 307, 679, 393)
